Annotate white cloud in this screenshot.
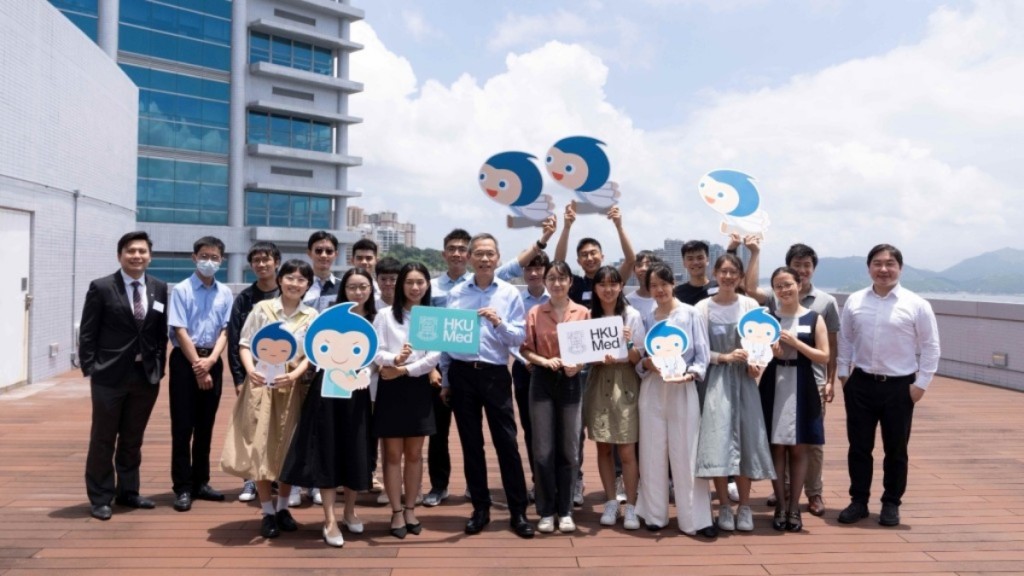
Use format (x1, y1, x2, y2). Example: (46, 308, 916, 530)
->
(487, 10, 589, 51)
(349, 1, 1024, 272)
(401, 10, 441, 42)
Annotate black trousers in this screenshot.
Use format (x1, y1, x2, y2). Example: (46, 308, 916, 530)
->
(511, 360, 535, 481)
(449, 361, 528, 516)
(427, 385, 452, 492)
(844, 368, 916, 507)
(85, 363, 160, 506)
(169, 348, 223, 495)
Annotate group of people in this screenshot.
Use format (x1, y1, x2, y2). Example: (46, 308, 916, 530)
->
(79, 202, 940, 548)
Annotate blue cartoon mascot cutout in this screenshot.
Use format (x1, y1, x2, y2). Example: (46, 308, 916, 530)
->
(546, 136, 621, 215)
(737, 307, 781, 367)
(479, 151, 555, 229)
(644, 320, 691, 382)
(304, 302, 379, 399)
(251, 321, 299, 387)
(698, 169, 771, 239)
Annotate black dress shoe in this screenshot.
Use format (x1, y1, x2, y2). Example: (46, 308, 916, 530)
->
(510, 514, 535, 539)
(645, 521, 665, 532)
(115, 495, 155, 509)
(261, 513, 280, 538)
(276, 509, 298, 532)
(837, 501, 869, 524)
(697, 525, 718, 539)
(786, 510, 803, 532)
(464, 509, 491, 535)
(173, 491, 192, 512)
(390, 509, 407, 539)
(193, 484, 225, 501)
(90, 504, 112, 520)
(878, 503, 900, 527)
(772, 506, 787, 531)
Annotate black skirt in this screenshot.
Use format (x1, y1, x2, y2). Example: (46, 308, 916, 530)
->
(280, 371, 372, 490)
(373, 373, 437, 438)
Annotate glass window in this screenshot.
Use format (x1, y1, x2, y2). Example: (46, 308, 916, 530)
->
(245, 190, 333, 228)
(250, 31, 270, 64)
(249, 32, 334, 76)
(138, 157, 227, 225)
(270, 114, 292, 147)
(314, 47, 333, 75)
(271, 36, 292, 66)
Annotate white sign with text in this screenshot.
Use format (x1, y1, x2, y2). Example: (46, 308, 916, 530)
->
(556, 316, 627, 366)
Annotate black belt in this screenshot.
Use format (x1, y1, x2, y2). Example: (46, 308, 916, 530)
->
(452, 359, 506, 371)
(852, 368, 913, 382)
(195, 348, 214, 358)
(775, 359, 800, 367)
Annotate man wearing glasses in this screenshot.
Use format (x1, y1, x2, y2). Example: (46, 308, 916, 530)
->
(439, 233, 534, 539)
(304, 231, 342, 312)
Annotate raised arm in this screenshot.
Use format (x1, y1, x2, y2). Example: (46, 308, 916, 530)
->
(609, 206, 636, 281)
(741, 234, 769, 304)
(553, 201, 576, 263)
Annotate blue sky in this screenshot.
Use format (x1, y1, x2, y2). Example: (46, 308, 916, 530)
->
(347, 0, 1021, 272)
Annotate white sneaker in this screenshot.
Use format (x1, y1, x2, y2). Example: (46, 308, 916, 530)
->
(464, 489, 471, 499)
(623, 504, 640, 530)
(288, 487, 302, 507)
(600, 499, 620, 526)
(239, 480, 257, 502)
(415, 493, 423, 505)
(422, 489, 448, 507)
(311, 487, 322, 505)
(558, 515, 576, 533)
(736, 505, 754, 532)
(717, 504, 735, 531)
(370, 473, 384, 494)
(377, 492, 390, 505)
(573, 481, 585, 506)
(727, 481, 740, 503)
(537, 515, 555, 533)
(615, 476, 626, 502)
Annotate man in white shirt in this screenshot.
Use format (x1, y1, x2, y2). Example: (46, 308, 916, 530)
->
(836, 244, 940, 527)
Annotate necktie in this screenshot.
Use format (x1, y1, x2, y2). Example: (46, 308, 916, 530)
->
(132, 281, 145, 329)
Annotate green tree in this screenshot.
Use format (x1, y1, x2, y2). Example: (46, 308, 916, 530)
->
(383, 244, 446, 273)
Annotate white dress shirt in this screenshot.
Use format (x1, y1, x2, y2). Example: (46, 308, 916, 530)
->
(837, 284, 940, 389)
(373, 307, 441, 377)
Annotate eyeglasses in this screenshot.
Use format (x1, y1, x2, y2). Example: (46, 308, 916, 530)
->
(313, 247, 336, 256)
(345, 283, 372, 292)
(545, 275, 571, 284)
(773, 282, 797, 290)
(281, 275, 309, 285)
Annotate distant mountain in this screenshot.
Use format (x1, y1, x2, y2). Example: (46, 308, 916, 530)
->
(806, 248, 1024, 294)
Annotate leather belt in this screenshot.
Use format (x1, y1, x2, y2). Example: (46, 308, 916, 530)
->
(852, 368, 913, 382)
(195, 348, 214, 358)
(452, 359, 505, 371)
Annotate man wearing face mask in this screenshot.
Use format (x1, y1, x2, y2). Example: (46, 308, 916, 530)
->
(167, 236, 234, 512)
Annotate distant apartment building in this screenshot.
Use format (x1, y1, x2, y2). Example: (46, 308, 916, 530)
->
(347, 207, 416, 252)
(49, 0, 365, 282)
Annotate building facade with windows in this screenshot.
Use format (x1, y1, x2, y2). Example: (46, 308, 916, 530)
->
(50, 0, 364, 282)
(1, 0, 138, 387)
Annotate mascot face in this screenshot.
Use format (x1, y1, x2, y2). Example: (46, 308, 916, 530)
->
(699, 174, 741, 215)
(311, 330, 370, 372)
(479, 164, 524, 206)
(545, 145, 590, 191)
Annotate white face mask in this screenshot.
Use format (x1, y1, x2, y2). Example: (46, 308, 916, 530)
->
(196, 259, 220, 278)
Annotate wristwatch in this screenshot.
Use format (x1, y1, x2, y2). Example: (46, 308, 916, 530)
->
(536, 239, 547, 250)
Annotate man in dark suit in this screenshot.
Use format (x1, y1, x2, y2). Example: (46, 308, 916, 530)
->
(79, 231, 169, 520)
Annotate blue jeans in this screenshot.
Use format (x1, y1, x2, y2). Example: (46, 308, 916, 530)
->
(530, 366, 583, 517)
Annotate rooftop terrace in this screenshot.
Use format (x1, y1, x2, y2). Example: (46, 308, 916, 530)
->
(1, 370, 1022, 575)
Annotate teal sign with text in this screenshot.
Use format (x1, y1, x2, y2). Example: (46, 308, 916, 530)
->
(409, 306, 480, 354)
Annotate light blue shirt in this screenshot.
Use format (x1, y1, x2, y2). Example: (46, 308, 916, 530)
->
(430, 259, 522, 307)
(440, 276, 526, 386)
(168, 273, 233, 348)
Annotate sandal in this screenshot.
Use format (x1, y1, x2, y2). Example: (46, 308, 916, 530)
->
(786, 509, 803, 532)
(772, 506, 787, 532)
(389, 509, 407, 539)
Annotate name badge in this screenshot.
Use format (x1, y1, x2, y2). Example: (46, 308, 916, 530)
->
(707, 286, 719, 296)
(153, 301, 165, 313)
(797, 325, 811, 334)
(711, 324, 730, 336)
(582, 291, 593, 301)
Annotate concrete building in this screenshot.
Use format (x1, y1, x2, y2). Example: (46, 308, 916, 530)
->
(50, 0, 365, 282)
(348, 207, 417, 251)
(0, 1, 138, 388)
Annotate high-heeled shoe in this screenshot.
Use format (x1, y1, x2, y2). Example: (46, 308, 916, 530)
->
(786, 510, 803, 532)
(404, 505, 422, 535)
(322, 524, 345, 548)
(389, 509, 407, 539)
(772, 506, 787, 532)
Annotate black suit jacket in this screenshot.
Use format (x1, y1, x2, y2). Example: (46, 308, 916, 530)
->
(79, 271, 169, 387)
